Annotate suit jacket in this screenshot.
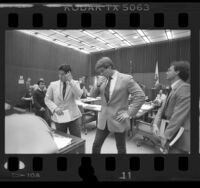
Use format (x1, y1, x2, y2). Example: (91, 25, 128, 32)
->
(153, 80, 190, 153)
(33, 89, 46, 111)
(45, 80, 83, 123)
(90, 72, 145, 133)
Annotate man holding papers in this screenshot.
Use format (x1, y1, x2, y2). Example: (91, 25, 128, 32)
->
(90, 57, 145, 154)
(45, 64, 83, 137)
(153, 61, 190, 153)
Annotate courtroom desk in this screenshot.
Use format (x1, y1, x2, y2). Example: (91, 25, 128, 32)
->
(52, 130, 86, 154)
(80, 97, 101, 104)
(129, 103, 155, 137)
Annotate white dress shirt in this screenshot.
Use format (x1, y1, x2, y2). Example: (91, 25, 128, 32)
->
(109, 70, 118, 99)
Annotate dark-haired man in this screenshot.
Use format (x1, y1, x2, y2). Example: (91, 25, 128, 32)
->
(45, 65, 83, 137)
(33, 79, 51, 126)
(153, 60, 191, 153)
(90, 57, 145, 154)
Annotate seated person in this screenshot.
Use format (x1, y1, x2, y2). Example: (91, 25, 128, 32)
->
(80, 82, 89, 99)
(145, 96, 150, 102)
(15, 87, 33, 110)
(87, 85, 93, 97)
(31, 78, 47, 92)
(153, 89, 167, 106)
(33, 79, 51, 126)
(5, 103, 58, 154)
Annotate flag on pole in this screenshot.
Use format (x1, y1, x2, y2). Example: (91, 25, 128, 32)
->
(154, 61, 159, 87)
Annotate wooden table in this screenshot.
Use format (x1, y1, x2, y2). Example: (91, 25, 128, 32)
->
(52, 130, 85, 154)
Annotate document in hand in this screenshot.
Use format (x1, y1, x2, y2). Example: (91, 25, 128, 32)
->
(54, 109, 72, 123)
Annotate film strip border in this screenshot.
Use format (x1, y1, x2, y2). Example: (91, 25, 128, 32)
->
(0, 155, 194, 181)
(0, 4, 198, 28)
(5, 12, 189, 28)
(0, 3, 200, 181)
(3, 12, 189, 28)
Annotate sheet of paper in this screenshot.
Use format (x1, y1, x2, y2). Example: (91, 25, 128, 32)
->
(52, 133, 72, 150)
(141, 104, 152, 110)
(84, 104, 101, 111)
(54, 109, 72, 123)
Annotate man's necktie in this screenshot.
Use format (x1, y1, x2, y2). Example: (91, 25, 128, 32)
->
(63, 82, 66, 99)
(104, 76, 112, 103)
(167, 87, 172, 97)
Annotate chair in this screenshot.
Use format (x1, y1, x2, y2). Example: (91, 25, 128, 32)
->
(132, 120, 161, 149)
(133, 120, 185, 154)
(78, 105, 98, 135)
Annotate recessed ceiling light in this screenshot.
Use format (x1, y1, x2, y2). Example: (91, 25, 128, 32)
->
(133, 35, 139, 39)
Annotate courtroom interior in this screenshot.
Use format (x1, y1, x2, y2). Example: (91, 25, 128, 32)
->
(5, 30, 191, 154)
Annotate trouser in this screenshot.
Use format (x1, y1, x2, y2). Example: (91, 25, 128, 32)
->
(92, 124, 126, 154)
(55, 118, 81, 138)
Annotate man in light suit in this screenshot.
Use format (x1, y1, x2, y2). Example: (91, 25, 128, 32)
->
(153, 61, 190, 153)
(45, 65, 83, 137)
(90, 57, 145, 154)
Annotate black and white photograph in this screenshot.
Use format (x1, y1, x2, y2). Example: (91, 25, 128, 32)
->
(5, 29, 191, 154)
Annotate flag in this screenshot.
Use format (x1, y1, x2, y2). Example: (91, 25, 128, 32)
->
(154, 61, 159, 87)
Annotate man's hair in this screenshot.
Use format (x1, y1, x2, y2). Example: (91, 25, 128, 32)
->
(37, 79, 45, 85)
(171, 60, 190, 82)
(95, 57, 114, 71)
(58, 64, 72, 74)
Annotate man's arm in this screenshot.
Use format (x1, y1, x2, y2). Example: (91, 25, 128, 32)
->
(69, 80, 83, 99)
(33, 91, 42, 110)
(153, 98, 166, 128)
(127, 76, 146, 118)
(44, 83, 58, 114)
(164, 86, 190, 140)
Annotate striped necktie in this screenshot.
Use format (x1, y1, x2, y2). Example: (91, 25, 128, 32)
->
(104, 76, 112, 103)
(63, 82, 66, 99)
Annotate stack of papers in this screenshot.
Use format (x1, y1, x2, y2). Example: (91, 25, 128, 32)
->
(54, 109, 72, 123)
(52, 133, 72, 150)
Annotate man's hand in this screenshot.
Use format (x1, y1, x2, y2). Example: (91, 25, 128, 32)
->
(65, 72, 73, 82)
(40, 107, 45, 112)
(160, 135, 167, 147)
(54, 108, 64, 116)
(96, 76, 106, 87)
(115, 111, 130, 122)
(159, 135, 169, 154)
(152, 125, 160, 137)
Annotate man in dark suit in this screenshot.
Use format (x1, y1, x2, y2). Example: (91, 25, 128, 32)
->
(33, 79, 51, 126)
(153, 60, 190, 153)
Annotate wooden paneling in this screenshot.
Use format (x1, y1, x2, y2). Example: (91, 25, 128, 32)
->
(5, 31, 90, 105)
